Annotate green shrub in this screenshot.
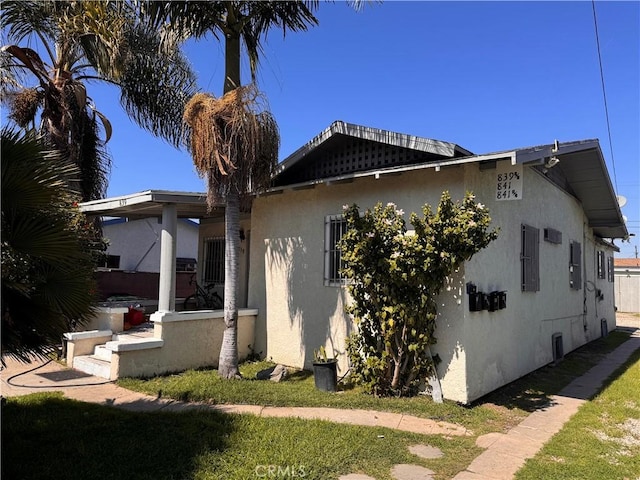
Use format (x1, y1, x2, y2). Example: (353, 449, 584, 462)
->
(341, 191, 498, 396)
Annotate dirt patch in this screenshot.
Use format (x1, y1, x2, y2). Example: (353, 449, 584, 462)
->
(590, 418, 640, 447)
(479, 402, 528, 430)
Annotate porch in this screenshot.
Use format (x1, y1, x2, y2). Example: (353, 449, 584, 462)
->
(65, 306, 258, 380)
(67, 190, 256, 380)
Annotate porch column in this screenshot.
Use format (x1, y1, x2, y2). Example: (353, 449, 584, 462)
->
(158, 203, 177, 312)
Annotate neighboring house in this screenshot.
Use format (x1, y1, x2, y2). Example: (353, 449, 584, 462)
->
(102, 217, 198, 272)
(614, 258, 640, 313)
(79, 122, 627, 403)
(96, 216, 199, 301)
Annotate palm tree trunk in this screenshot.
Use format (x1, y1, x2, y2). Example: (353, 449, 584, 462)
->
(218, 188, 241, 379)
(218, 23, 243, 379)
(224, 32, 241, 93)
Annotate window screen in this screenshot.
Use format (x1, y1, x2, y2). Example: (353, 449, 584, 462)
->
(324, 215, 348, 286)
(203, 237, 225, 284)
(570, 241, 582, 290)
(521, 224, 540, 292)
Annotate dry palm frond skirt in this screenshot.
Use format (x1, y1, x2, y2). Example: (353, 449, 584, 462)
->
(183, 84, 280, 210)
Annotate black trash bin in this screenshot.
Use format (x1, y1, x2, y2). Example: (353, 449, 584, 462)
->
(313, 360, 338, 392)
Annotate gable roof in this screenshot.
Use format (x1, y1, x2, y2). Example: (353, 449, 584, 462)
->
(270, 122, 627, 240)
(80, 123, 627, 241)
(273, 121, 472, 186)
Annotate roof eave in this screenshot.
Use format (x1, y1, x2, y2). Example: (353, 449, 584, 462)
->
(80, 190, 213, 219)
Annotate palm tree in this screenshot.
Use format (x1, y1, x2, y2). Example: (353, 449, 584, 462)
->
(1, 127, 103, 363)
(1, 0, 196, 201)
(145, 1, 320, 379)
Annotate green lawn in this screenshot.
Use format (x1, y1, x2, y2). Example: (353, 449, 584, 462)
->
(515, 346, 640, 480)
(1, 392, 480, 480)
(119, 360, 508, 436)
(119, 330, 632, 436)
(3, 330, 634, 480)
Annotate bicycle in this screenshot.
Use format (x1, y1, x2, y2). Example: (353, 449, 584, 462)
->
(183, 274, 224, 310)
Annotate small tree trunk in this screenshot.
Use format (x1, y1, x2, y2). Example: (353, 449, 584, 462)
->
(390, 325, 406, 389)
(425, 346, 443, 403)
(218, 189, 241, 379)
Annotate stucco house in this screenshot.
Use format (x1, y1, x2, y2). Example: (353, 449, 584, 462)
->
(102, 217, 198, 273)
(94, 216, 199, 304)
(76, 121, 627, 404)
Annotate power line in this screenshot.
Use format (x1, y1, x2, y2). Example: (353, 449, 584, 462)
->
(591, 0, 619, 194)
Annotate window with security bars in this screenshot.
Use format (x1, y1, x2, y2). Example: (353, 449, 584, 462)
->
(324, 215, 348, 286)
(597, 251, 606, 279)
(569, 241, 582, 290)
(203, 237, 225, 284)
(521, 224, 540, 292)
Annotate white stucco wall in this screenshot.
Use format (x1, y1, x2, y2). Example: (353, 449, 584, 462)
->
(104, 218, 198, 272)
(199, 160, 617, 404)
(248, 168, 467, 380)
(460, 160, 617, 402)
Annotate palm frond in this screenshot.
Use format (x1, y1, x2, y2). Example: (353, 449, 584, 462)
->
(228, 1, 319, 81)
(118, 22, 197, 148)
(0, 128, 74, 207)
(183, 84, 279, 208)
(139, 1, 227, 39)
(1, 127, 99, 363)
(1, 0, 56, 43)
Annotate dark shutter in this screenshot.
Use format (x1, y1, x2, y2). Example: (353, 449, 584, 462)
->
(570, 241, 582, 290)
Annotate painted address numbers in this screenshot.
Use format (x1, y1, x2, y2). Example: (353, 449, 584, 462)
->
(495, 162, 523, 201)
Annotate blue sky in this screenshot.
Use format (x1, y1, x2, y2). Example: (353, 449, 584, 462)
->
(11, 1, 640, 256)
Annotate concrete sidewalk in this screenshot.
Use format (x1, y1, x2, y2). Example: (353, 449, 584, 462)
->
(453, 324, 640, 480)
(2, 321, 639, 480)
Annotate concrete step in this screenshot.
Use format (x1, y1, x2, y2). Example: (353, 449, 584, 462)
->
(113, 327, 154, 342)
(73, 355, 111, 380)
(93, 345, 112, 362)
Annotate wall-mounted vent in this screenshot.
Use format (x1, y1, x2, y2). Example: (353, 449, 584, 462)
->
(552, 333, 564, 365)
(544, 228, 562, 244)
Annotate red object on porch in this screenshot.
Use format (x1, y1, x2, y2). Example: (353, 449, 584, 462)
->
(125, 307, 145, 326)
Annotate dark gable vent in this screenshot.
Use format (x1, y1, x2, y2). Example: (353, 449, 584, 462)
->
(544, 228, 562, 244)
(274, 136, 462, 187)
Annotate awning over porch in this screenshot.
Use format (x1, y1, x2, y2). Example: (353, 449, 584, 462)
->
(80, 190, 223, 313)
(80, 190, 221, 219)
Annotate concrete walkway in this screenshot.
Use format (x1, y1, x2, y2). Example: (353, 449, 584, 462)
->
(2, 320, 639, 480)
(0, 358, 469, 437)
(454, 323, 640, 480)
